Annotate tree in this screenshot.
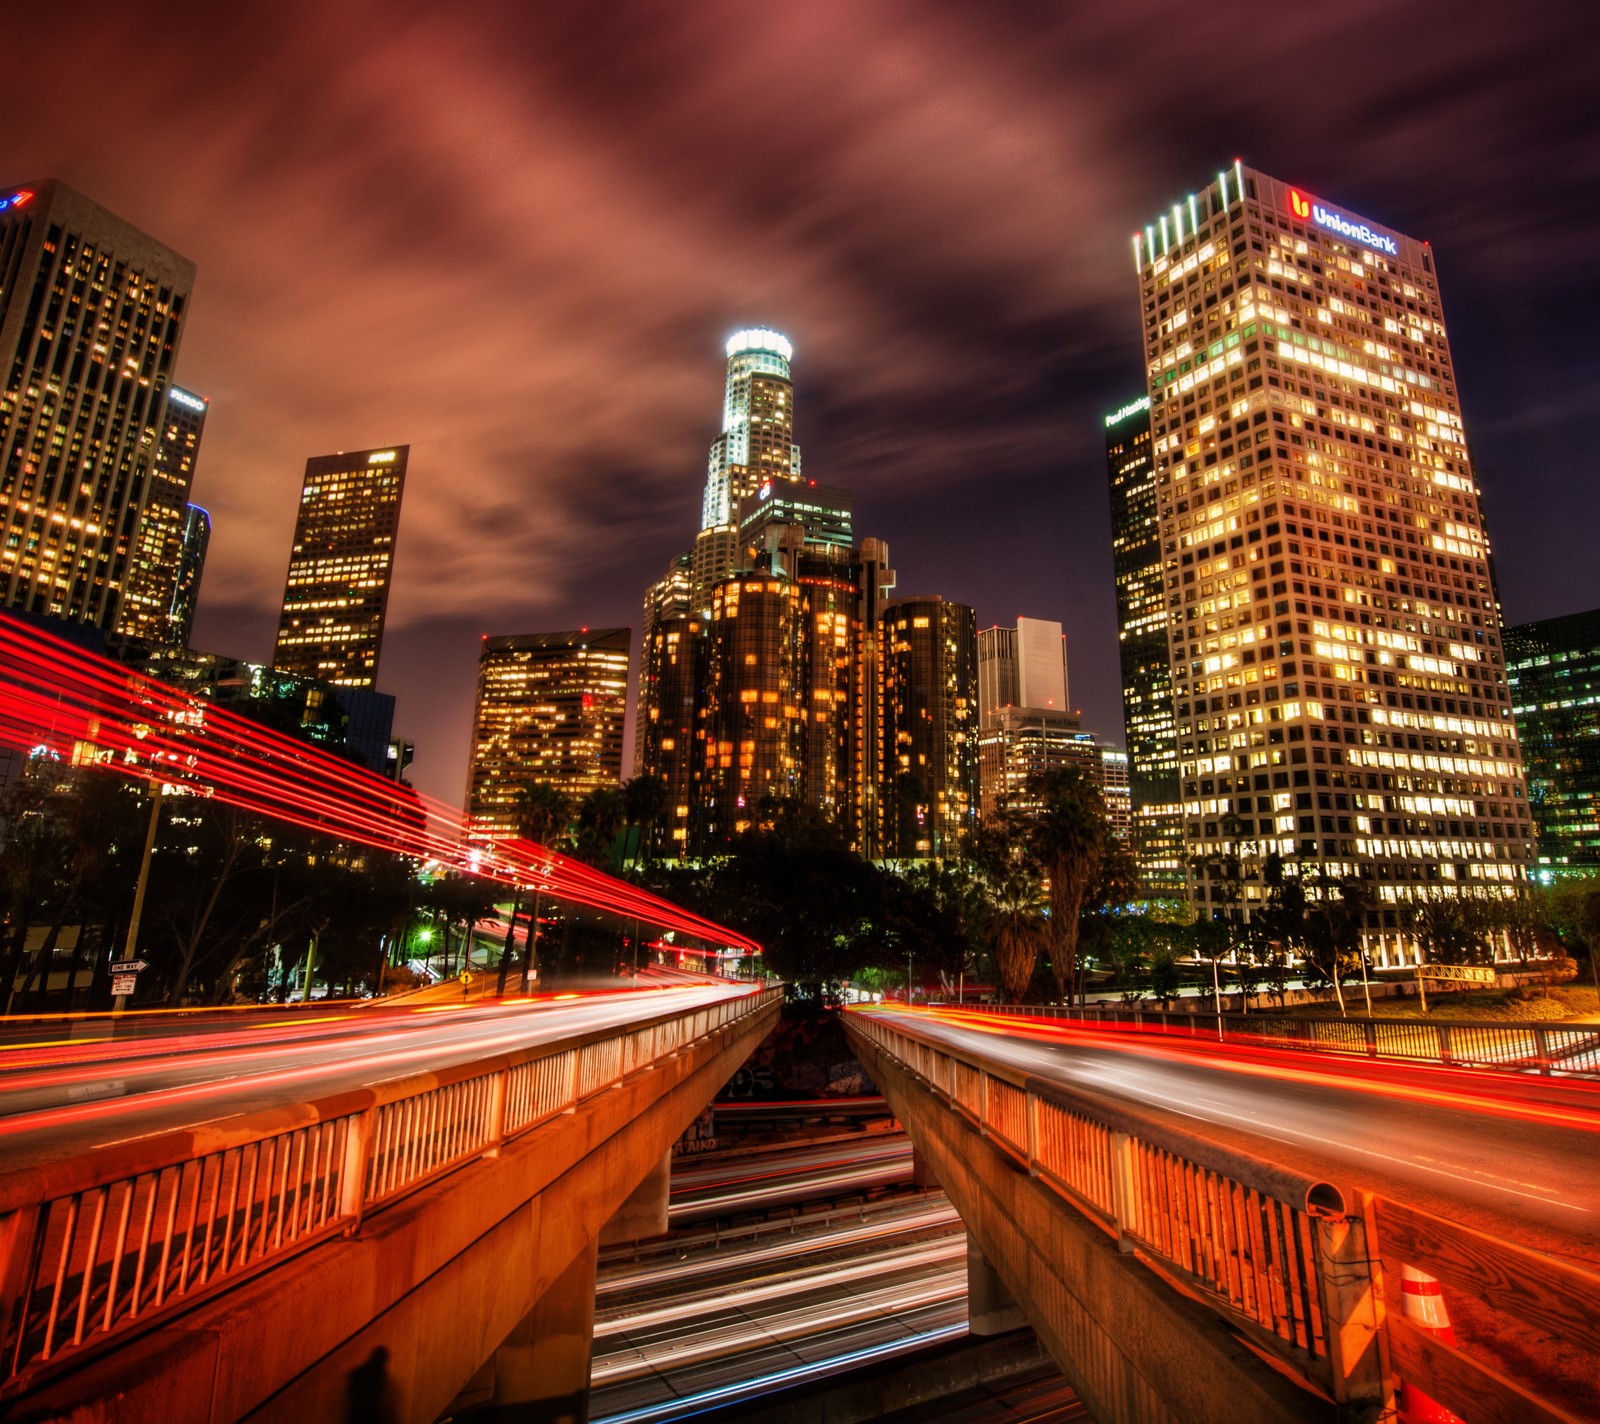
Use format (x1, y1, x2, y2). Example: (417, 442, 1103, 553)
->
(703, 811, 888, 1001)
(1404, 889, 1494, 967)
(573, 787, 626, 869)
(1016, 768, 1108, 1005)
(512, 782, 571, 851)
(980, 856, 1047, 1005)
(882, 859, 985, 996)
(621, 774, 670, 867)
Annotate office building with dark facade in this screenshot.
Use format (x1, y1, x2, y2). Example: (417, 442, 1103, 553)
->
(117, 385, 208, 644)
(125, 642, 397, 776)
(1505, 609, 1600, 876)
(466, 629, 630, 841)
(167, 503, 210, 649)
(1106, 393, 1187, 897)
(0, 179, 195, 633)
(1135, 163, 1532, 959)
(273, 445, 407, 688)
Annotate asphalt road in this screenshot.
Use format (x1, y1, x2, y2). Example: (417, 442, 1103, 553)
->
(857, 1006, 1600, 1263)
(0, 982, 752, 1172)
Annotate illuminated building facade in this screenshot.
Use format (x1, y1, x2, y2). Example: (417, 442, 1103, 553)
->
(1101, 747, 1132, 841)
(1505, 609, 1600, 876)
(466, 629, 630, 841)
(0, 179, 195, 632)
(273, 445, 407, 688)
(976, 616, 1081, 825)
(1106, 394, 1186, 896)
(694, 329, 801, 597)
(1135, 163, 1531, 956)
(637, 330, 900, 856)
(698, 571, 806, 840)
(881, 596, 978, 857)
(117, 386, 207, 644)
(637, 610, 706, 853)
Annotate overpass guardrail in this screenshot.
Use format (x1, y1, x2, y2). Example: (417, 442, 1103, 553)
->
(0, 986, 781, 1397)
(932, 1000, 1600, 1078)
(849, 1006, 1600, 1424)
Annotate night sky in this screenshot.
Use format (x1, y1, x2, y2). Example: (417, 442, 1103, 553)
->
(6, 2, 1596, 809)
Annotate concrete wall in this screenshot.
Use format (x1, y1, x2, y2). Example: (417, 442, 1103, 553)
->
(846, 1022, 1336, 1424)
(15, 1001, 778, 1424)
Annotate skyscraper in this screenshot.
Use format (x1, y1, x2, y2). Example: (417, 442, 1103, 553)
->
(0, 179, 195, 631)
(1504, 609, 1600, 876)
(1134, 163, 1532, 957)
(466, 629, 630, 841)
(273, 445, 407, 688)
(698, 570, 807, 840)
(167, 504, 210, 649)
(1106, 394, 1186, 897)
(977, 617, 1069, 717)
(637, 330, 897, 857)
(637, 609, 706, 854)
(117, 385, 208, 644)
(976, 616, 1083, 825)
(881, 596, 979, 858)
(693, 329, 801, 597)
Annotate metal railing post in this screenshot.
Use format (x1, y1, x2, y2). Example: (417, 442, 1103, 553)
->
(1436, 1025, 1453, 1067)
(1533, 1026, 1551, 1075)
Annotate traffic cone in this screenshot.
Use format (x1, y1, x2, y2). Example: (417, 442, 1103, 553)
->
(1397, 1262, 1463, 1424)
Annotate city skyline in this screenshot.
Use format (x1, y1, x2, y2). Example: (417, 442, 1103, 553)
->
(4, 4, 1592, 809)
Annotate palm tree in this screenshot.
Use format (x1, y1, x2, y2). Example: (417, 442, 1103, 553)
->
(621, 774, 670, 867)
(1023, 768, 1108, 1006)
(984, 858, 1046, 1004)
(574, 786, 626, 868)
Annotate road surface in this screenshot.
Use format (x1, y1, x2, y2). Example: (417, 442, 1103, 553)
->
(857, 1005, 1600, 1262)
(0, 982, 752, 1172)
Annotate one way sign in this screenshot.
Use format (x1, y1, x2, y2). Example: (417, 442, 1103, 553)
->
(109, 959, 149, 974)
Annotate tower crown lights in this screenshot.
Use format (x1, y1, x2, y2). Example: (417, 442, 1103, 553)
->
(726, 328, 793, 361)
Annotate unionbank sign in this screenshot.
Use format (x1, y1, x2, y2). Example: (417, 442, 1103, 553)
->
(1287, 188, 1398, 256)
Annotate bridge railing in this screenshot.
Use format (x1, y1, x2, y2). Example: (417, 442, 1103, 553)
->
(853, 1007, 1600, 1423)
(932, 1000, 1600, 1077)
(847, 1008, 1383, 1408)
(0, 987, 781, 1396)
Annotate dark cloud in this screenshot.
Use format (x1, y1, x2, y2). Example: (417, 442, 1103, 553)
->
(5, 0, 1594, 806)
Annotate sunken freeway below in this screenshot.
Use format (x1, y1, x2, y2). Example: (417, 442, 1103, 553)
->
(0, 982, 756, 1174)
(854, 1005, 1600, 1260)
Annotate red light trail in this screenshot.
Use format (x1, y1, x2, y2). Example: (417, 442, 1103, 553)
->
(0, 614, 758, 955)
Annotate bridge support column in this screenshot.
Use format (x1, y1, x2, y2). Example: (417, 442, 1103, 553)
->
(490, 1237, 598, 1423)
(967, 1238, 1026, 1336)
(599, 1147, 671, 1245)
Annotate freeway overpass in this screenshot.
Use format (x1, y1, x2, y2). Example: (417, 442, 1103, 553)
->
(0, 982, 780, 1422)
(844, 1004, 1600, 1424)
